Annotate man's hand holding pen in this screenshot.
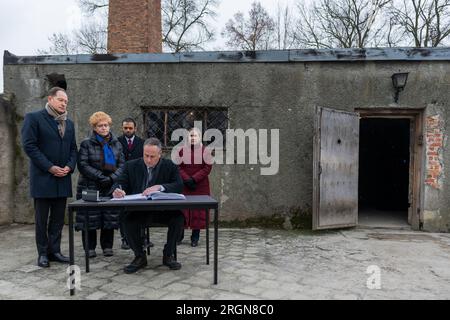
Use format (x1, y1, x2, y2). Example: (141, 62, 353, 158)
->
(113, 184, 126, 198)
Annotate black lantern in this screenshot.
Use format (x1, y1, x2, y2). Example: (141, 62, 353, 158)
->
(391, 72, 409, 103)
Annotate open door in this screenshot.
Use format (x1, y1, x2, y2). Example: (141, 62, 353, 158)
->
(313, 107, 360, 230)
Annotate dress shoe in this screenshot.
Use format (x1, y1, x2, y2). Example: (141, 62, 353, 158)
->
(88, 250, 97, 258)
(103, 248, 114, 257)
(37, 255, 49, 268)
(121, 240, 130, 250)
(163, 255, 182, 270)
(48, 252, 69, 263)
(124, 255, 147, 274)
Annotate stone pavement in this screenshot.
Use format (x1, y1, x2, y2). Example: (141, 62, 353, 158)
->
(1, 224, 450, 300)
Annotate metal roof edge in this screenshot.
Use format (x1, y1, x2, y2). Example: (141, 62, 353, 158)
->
(4, 47, 450, 65)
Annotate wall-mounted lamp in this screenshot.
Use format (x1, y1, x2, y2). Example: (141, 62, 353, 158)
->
(391, 72, 409, 103)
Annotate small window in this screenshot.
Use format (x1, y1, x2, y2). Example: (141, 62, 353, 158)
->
(143, 107, 229, 149)
(45, 73, 67, 90)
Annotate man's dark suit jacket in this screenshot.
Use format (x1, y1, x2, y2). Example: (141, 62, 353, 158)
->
(117, 157, 183, 195)
(118, 135, 144, 161)
(21, 109, 77, 198)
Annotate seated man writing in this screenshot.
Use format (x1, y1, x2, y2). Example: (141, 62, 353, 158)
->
(113, 138, 184, 273)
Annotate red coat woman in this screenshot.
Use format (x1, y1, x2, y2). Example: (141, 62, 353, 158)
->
(178, 128, 212, 247)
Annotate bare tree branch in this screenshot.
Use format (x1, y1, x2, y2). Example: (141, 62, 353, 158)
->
(274, 3, 296, 49)
(78, 0, 109, 14)
(39, 19, 107, 55)
(38, 33, 78, 55)
(389, 0, 450, 47)
(222, 1, 275, 51)
(74, 22, 108, 54)
(293, 0, 391, 49)
(162, 0, 218, 52)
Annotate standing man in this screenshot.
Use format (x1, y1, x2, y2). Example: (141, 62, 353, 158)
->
(113, 138, 184, 273)
(21, 87, 77, 268)
(118, 118, 144, 162)
(117, 118, 150, 249)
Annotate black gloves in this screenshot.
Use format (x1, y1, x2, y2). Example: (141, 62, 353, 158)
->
(98, 176, 113, 189)
(184, 177, 196, 191)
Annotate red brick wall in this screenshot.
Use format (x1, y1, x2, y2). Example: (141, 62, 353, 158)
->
(425, 115, 444, 189)
(108, 0, 162, 53)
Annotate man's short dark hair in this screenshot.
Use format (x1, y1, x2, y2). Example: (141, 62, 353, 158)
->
(122, 118, 137, 127)
(48, 87, 66, 97)
(144, 138, 162, 150)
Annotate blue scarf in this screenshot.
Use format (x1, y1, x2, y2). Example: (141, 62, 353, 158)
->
(96, 134, 116, 171)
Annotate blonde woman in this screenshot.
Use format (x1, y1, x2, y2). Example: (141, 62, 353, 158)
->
(75, 112, 125, 257)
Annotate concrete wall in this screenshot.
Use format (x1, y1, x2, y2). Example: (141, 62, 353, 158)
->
(4, 52, 450, 231)
(0, 93, 16, 225)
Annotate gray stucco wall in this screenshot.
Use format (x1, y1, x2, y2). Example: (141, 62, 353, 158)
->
(3, 49, 450, 231)
(0, 93, 15, 225)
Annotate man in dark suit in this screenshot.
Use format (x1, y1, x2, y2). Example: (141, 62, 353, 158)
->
(117, 118, 144, 162)
(113, 138, 184, 273)
(117, 118, 149, 250)
(21, 87, 77, 268)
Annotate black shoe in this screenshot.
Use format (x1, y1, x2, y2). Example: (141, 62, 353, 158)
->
(37, 255, 49, 268)
(191, 240, 198, 247)
(121, 240, 130, 250)
(103, 248, 114, 257)
(88, 250, 97, 258)
(48, 253, 69, 264)
(163, 255, 182, 270)
(124, 255, 147, 274)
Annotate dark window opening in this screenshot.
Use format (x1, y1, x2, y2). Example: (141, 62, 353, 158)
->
(45, 73, 67, 90)
(359, 118, 410, 224)
(143, 108, 229, 149)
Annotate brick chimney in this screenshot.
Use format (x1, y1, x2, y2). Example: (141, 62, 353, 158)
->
(108, 0, 162, 53)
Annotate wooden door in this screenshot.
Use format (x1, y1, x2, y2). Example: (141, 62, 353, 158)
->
(313, 107, 360, 230)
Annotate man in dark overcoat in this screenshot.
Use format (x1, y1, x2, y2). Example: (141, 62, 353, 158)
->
(21, 87, 77, 268)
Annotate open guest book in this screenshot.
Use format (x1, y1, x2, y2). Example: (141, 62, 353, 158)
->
(111, 191, 186, 201)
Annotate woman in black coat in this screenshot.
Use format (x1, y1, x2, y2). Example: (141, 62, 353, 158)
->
(75, 111, 125, 257)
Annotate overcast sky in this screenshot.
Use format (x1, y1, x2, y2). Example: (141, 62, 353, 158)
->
(0, 0, 291, 93)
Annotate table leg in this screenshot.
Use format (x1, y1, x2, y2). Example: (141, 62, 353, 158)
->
(84, 211, 90, 273)
(214, 207, 218, 285)
(206, 208, 210, 265)
(174, 242, 177, 261)
(146, 227, 150, 256)
(69, 207, 75, 296)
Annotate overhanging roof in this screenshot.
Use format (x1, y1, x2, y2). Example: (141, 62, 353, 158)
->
(4, 47, 450, 65)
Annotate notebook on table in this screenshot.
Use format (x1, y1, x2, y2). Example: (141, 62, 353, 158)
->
(111, 191, 186, 201)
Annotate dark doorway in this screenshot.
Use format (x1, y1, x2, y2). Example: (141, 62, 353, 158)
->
(359, 118, 410, 227)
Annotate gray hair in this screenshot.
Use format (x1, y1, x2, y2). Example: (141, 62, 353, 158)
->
(48, 87, 66, 97)
(144, 137, 162, 150)
(189, 127, 202, 136)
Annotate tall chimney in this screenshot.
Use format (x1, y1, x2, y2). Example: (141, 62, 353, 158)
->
(108, 0, 162, 53)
